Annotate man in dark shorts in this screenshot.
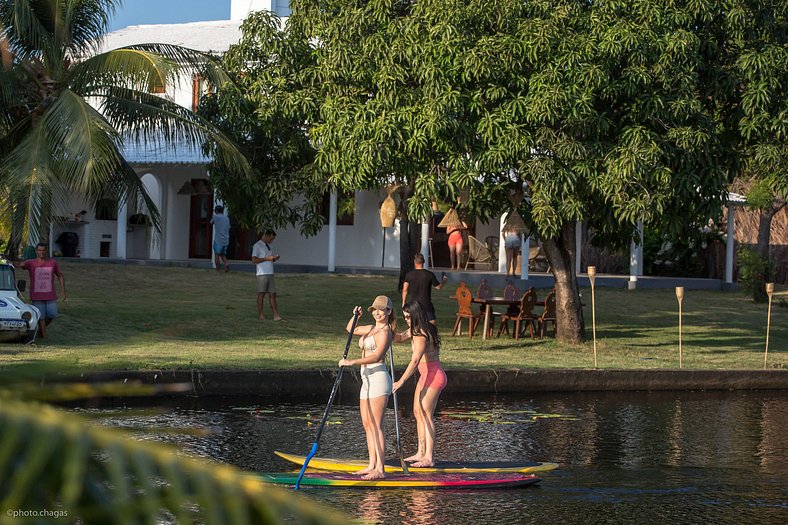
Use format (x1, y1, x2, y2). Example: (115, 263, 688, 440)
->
(402, 253, 447, 325)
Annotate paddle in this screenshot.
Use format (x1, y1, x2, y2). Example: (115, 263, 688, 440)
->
(294, 308, 361, 490)
(387, 344, 409, 474)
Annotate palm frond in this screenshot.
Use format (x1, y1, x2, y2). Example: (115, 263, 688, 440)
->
(114, 156, 163, 231)
(0, 120, 69, 242)
(95, 86, 252, 177)
(0, 0, 120, 62)
(0, 399, 348, 524)
(124, 43, 234, 89)
(44, 89, 126, 193)
(62, 0, 120, 55)
(70, 44, 233, 96)
(0, 0, 53, 63)
(69, 47, 182, 95)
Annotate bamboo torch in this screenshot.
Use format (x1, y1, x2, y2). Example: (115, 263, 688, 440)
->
(588, 266, 597, 368)
(764, 283, 774, 370)
(676, 286, 684, 368)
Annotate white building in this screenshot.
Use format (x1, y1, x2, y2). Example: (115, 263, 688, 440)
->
(49, 1, 549, 276)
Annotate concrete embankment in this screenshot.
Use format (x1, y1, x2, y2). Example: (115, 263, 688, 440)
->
(59, 369, 788, 399)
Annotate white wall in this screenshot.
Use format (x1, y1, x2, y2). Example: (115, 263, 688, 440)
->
(165, 180, 194, 260)
(231, 0, 290, 19)
(474, 219, 500, 245)
(274, 189, 402, 268)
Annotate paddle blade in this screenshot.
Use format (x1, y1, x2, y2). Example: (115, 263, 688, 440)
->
(294, 442, 319, 491)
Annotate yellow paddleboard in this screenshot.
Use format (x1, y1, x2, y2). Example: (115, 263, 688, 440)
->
(274, 450, 559, 474)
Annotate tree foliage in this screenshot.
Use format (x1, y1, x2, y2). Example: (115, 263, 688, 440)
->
(200, 12, 324, 235)
(0, 0, 249, 255)
(210, 0, 785, 342)
(0, 388, 347, 524)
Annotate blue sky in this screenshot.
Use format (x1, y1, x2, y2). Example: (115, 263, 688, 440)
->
(109, 0, 230, 31)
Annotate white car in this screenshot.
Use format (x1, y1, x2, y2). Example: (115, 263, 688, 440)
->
(0, 259, 39, 344)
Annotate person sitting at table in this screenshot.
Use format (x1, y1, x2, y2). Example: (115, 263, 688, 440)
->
(503, 278, 520, 316)
(476, 278, 492, 315)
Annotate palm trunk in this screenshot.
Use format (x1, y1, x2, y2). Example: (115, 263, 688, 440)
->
(542, 221, 585, 344)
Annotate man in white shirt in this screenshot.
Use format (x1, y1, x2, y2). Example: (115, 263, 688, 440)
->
(251, 229, 282, 320)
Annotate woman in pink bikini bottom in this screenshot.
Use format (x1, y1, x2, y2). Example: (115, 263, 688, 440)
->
(393, 301, 447, 468)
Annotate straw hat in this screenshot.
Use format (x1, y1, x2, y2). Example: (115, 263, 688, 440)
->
(503, 209, 528, 235)
(368, 295, 394, 311)
(438, 208, 463, 228)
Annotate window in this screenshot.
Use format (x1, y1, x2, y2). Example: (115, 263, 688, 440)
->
(192, 74, 215, 112)
(320, 190, 355, 225)
(95, 199, 118, 221)
(150, 73, 166, 94)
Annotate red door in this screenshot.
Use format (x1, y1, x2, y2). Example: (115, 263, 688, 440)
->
(188, 182, 213, 259)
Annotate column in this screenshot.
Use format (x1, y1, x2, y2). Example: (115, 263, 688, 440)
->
(210, 191, 224, 269)
(116, 200, 127, 259)
(628, 220, 643, 289)
(155, 181, 168, 260)
(328, 190, 337, 272)
(725, 204, 735, 285)
(420, 222, 430, 269)
(520, 235, 530, 280)
(637, 220, 644, 275)
(575, 220, 582, 276)
(498, 213, 507, 273)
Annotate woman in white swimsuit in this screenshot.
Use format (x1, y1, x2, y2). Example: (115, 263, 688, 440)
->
(339, 295, 395, 480)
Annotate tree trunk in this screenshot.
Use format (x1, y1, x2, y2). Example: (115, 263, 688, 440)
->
(397, 184, 416, 291)
(753, 201, 786, 302)
(542, 221, 586, 344)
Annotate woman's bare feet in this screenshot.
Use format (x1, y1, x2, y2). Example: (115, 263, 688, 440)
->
(355, 466, 374, 476)
(404, 454, 423, 463)
(410, 459, 435, 468)
(361, 470, 385, 480)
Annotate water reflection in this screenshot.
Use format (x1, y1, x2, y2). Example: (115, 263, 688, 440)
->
(83, 390, 788, 524)
(404, 490, 438, 525)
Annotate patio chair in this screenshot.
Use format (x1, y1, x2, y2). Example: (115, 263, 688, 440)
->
(497, 288, 539, 340)
(537, 290, 557, 337)
(464, 235, 495, 271)
(528, 245, 550, 273)
(485, 235, 500, 256)
(451, 282, 482, 338)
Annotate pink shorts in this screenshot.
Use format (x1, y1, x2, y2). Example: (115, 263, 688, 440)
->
(447, 230, 463, 248)
(417, 361, 447, 391)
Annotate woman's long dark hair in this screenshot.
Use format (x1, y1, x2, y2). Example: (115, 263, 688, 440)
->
(402, 301, 441, 349)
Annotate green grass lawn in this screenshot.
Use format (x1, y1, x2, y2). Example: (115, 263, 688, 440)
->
(0, 262, 785, 378)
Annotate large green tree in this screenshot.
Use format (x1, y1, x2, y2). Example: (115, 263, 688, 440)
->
(282, 0, 736, 343)
(727, 0, 787, 299)
(0, 0, 248, 256)
(211, 0, 782, 343)
(287, 0, 492, 283)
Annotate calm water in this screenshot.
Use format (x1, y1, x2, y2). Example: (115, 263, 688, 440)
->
(83, 391, 788, 525)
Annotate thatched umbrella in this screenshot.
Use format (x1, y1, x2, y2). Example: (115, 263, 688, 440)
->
(503, 209, 528, 235)
(438, 208, 464, 229)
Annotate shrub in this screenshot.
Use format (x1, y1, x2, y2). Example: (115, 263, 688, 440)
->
(737, 247, 773, 302)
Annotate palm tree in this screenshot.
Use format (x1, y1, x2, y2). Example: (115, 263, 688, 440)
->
(0, 0, 248, 256)
(0, 388, 348, 524)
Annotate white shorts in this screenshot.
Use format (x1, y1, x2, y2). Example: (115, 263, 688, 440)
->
(359, 363, 392, 399)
